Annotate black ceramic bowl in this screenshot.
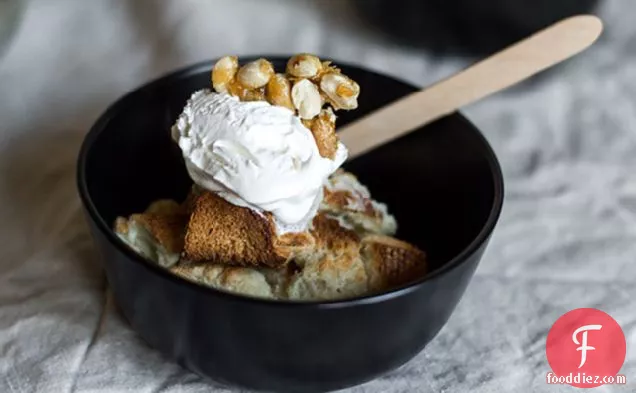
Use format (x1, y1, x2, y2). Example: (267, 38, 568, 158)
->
(77, 57, 504, 392)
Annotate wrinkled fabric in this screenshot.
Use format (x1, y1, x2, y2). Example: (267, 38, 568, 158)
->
(0, 1, 634, 392)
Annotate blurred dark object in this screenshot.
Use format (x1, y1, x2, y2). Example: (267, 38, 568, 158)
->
(356, 0, 600, 56)
(0, 0, 22, 57)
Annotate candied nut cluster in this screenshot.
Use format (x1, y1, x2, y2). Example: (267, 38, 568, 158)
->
(210, 53, 360, 160)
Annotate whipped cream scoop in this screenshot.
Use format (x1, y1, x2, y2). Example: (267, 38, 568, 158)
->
(172, 90, 348, 233)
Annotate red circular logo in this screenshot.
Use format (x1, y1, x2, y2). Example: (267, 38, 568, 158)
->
(546, 308, 626, 388)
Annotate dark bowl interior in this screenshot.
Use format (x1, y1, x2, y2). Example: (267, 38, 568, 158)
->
(77, 57, 503, 392)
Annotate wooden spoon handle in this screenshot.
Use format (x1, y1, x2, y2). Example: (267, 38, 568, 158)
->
(339, 15, 603, 160)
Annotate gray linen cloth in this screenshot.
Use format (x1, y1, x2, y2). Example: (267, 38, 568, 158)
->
(0, 0, 634, 392)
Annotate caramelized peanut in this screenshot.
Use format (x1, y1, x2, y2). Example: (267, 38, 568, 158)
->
(237, 59, 275, 89)
(320, 72, 359, 110)
(265, 73, 294, 110)
(291, 79, 322, 119)
(286, 54, 323, 79)
(212, 56, 238, 93)
(310, 108, 338, 159)
(228, 81, 265, 102)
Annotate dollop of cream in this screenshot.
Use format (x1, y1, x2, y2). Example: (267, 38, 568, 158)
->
(171, 90, 347, 233)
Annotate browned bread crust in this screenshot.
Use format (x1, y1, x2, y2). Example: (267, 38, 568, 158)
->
(114, 199, 188, 255)
(273, 231, 315, 261)
(114, 177, 426, 299)
(361, 234, 427, 290)
(286, 213, 367, 300)
(130, 212, 188, 254)
(323, 188, 380, 220)
(310, 213, 360, 256)
(182, 191, 289, 268)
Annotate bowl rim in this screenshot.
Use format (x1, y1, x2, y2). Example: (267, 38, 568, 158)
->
(77, 55, 504, 309)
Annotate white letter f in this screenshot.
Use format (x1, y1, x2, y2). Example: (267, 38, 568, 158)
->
(572, 324, 602, 368)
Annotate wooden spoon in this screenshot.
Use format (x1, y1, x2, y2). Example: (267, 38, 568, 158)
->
(338, 15, 604, 160)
